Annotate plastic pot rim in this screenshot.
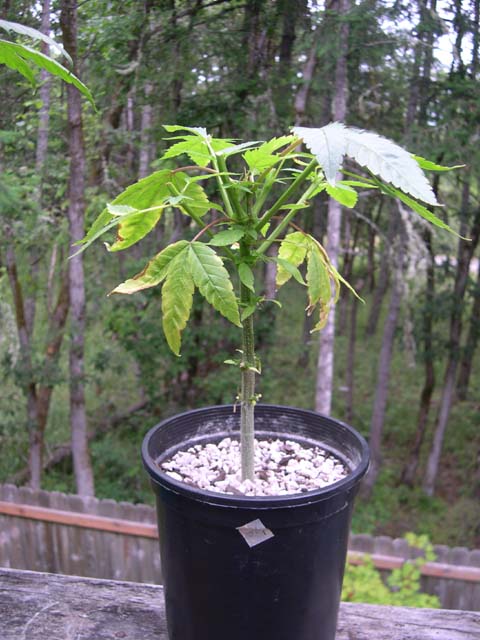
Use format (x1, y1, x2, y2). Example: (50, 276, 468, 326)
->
(142, 403, 369, 510)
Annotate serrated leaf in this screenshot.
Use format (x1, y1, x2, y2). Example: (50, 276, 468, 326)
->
(326, 183, 358, 208)
(413, 155, 465, 172)
(209, 228, 245, 246)
(306, 247, 332, 310)
(162, 252, 194, 355)
(108, 209, 163, 252)
(244, 135, 295, 172)
(238, 263, 255, 291)
(294, 123, 441, 206)
(188, 242, 241, 326)
(162, 137, 213, 167)
(0, 39, 94, 106)
(384, 185, 462, 237)
(343, 127, 439, 205)
(110, 241, 189, 295)
(292, 123, 347, 185)
(0, 19, 72, 64)
(276, 231, 309, 286)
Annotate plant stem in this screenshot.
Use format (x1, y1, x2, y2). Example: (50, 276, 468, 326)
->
(240, 280, 256, 481)
(254, 158, 318, 232)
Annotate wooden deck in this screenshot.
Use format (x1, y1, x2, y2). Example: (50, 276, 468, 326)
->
(1, 567, 479, 639)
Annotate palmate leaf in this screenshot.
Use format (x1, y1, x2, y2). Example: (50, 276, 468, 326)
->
(0, 39, 94, 106)
(162, 126, 234, 167)
(276, 231, 309, 287)
(188, 242, 241, 326)
(293, 123, 440, 207)
(162, 252, 194, 356)
(292, 123, 346, 185)
(110, 241, 189, 295)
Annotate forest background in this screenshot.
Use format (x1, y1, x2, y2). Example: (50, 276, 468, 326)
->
(0, 0, 479, 550)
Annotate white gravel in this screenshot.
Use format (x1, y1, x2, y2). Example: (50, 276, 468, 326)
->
(160, 437, 348, 496)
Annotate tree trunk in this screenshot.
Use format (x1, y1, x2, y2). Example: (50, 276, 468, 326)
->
(138, 81, 154, 180)
(456, 256, 480, 399)
(365, 208, 393, 336)
(4, 238, 41, 487)
(315, 0, 350, 415)
(61, 0, 95, 496)
(345, 280, 363, 423)
(24, 0, 52, 337)
(422, 201, 480, 495)
(362, 207, 406, 496)
(400, 228, 435, 485)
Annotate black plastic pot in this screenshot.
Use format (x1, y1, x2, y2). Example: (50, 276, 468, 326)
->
(142, 404, 369, 640)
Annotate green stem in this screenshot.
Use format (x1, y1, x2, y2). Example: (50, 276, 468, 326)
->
(205, 142, 239, 221)
(240, 280, 256, 481)
(256, 180, 319, 256)
(254, 158, 318, 232)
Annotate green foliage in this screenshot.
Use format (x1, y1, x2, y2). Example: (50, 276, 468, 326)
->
(0, 21, 94, 105)
(342, 533, 440, 608)
(81, 122, 456, 479)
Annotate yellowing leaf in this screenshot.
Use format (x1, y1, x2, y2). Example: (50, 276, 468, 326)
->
(188, 242, 241, 326)
(162, 253, 194, 356)
(306, 246, 332, 311)
(276, 231, 309, 287)
(110, 241, 189, 295)
(108, 209, 163, 252)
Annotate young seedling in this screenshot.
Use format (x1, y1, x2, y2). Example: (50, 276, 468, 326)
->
(79, 123, 460, 481)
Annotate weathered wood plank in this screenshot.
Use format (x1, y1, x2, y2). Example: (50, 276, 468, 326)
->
(0, 568, 478, 640)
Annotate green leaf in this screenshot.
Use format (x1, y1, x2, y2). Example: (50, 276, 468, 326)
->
(244, 135, 295, 172)
(326, 184, 358, 208)
(170, 171, 212, 217)
(0, 39, 94, 106)
(162, 137, 213, 167)
(306, 247, 332, 309)
(0, 39, 34, 82)
(0, 19, 72, 65)
(276, 231, 309, 286)
(108, 209, 163, 252)
(163, 125, 208, 136)
(188, 242, 241, 326)
(413, 155, 465, 172)
(238, 263, 255, 291)
(209, 227, 245, 246)
(276, 258, 306, 286)
(241, 304, 257, 321)
(217, 140, 263, 157)
(380, 183, 462, 237)
(162, 252, 195, 356)
(110, 241, 189, 295)
(79, 169, 175, 248)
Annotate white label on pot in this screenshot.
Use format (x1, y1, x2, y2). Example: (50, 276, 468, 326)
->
(236, 518, 274, 548)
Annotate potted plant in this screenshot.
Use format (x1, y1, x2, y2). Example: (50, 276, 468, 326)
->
(80, 123, 456, 640)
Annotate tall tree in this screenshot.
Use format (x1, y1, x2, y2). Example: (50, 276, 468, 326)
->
(61, 0, 95, 496)
(315, 0, 350, 415)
